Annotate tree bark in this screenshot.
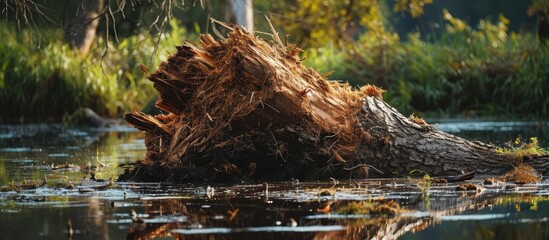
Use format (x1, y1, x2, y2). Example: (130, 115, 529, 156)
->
(355, 97, 548, 177)
(64, 0, 104, 56)
(538, 12, 549, 43)
(122, 25, 548, 182)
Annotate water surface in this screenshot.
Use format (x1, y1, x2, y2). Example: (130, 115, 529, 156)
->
(0, 121, 547, 240)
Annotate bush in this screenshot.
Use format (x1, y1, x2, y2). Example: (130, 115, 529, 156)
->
(0, 20, 196, 122)
(301, 11, 549, 118)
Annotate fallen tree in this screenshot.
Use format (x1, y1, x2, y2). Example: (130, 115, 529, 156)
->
(121, 23, 548, 182)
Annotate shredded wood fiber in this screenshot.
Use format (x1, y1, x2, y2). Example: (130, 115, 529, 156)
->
(123, 25, 383, 181)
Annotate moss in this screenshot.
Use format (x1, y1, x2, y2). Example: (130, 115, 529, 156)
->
(494, 137, 544, 183)
(497, 137, 548, 165)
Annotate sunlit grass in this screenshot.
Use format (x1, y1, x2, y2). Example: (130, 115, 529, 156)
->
(2, 12, 548, 120)
(497, 137, 548, 157)
(301, 12, 549, 118)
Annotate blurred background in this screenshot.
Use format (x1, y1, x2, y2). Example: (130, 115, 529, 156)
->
(0, 0, 547, 122)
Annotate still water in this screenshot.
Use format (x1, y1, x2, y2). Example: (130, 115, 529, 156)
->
(0, 121, 548, 240)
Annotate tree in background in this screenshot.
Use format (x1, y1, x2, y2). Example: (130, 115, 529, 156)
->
(226, 0, 253, 32)
(529, 0, 549, 43)
(1, 0, 547, 120)
(271, 0, 387, 48)
(393, 0, 433, 18)
(269, 0, 431, 49)
(64, 0, 104, 56)
(62, 0, 255, 53)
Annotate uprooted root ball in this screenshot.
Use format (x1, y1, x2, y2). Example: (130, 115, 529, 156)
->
(123, 25, 382, 181)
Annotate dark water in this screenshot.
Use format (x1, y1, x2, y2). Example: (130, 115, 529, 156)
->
(0, 121, 548, 240)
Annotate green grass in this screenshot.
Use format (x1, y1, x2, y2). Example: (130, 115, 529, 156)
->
(497, 137, 548, 157)
(301, 14, 549, 118)
(0, 20, 196, 122)
(1, 13, 548, 121)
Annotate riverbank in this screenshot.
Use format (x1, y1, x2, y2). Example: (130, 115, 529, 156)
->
(1, 18, 548, 122)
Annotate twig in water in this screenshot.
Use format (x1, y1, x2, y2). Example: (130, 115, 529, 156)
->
(329, 177, 339, 188)
(343, 164, 384, 175)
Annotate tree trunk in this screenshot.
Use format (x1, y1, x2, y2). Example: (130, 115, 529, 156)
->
(225, 0, 254, 32)
(538, 12, 549, 43)
(64, 0, 104, 56)
(122, 25, 548, 182)
(355, 97, 548, 177)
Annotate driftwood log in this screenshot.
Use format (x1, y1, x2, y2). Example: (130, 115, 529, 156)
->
(122, 24, 548, 182)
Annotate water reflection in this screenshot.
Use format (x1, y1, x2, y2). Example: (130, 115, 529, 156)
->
(113, 181, 549, 240)
(0, 122, 548, 239)
(432, 120, 549, 146)
(0, 124, 145, 184)
(0, 177, 548, 239)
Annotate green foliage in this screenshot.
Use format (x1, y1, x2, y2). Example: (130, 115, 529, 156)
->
(2, 1, 547, 120)
(408, 169, 430, 178)
(497, 137, 548, 157)
(300, 9, 549, 117)
(265, 0, 548, 117)
(0, 20, 196, 121)
(302, 44, 348, 81)
(273, 0, 395, 48)
(393, 0, 434, 18)
(398, 13, 548, 117)
(529, 0, 549, 15)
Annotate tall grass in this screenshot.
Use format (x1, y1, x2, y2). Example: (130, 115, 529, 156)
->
(0, 20, 196, 122)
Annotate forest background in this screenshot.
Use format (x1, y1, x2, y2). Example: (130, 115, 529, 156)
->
(0, 0, 547, 122)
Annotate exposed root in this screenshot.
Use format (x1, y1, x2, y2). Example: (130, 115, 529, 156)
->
(124, 24, 373, 181)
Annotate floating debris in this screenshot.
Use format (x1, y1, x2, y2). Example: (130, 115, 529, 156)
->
(432, 171, 475, 183)
(131, 209, 146, 224)
(318, 189, 335, 196)
(455, 183, 482, 192)
(483, 177, 502, 185)
(499, 165, 542, 184)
